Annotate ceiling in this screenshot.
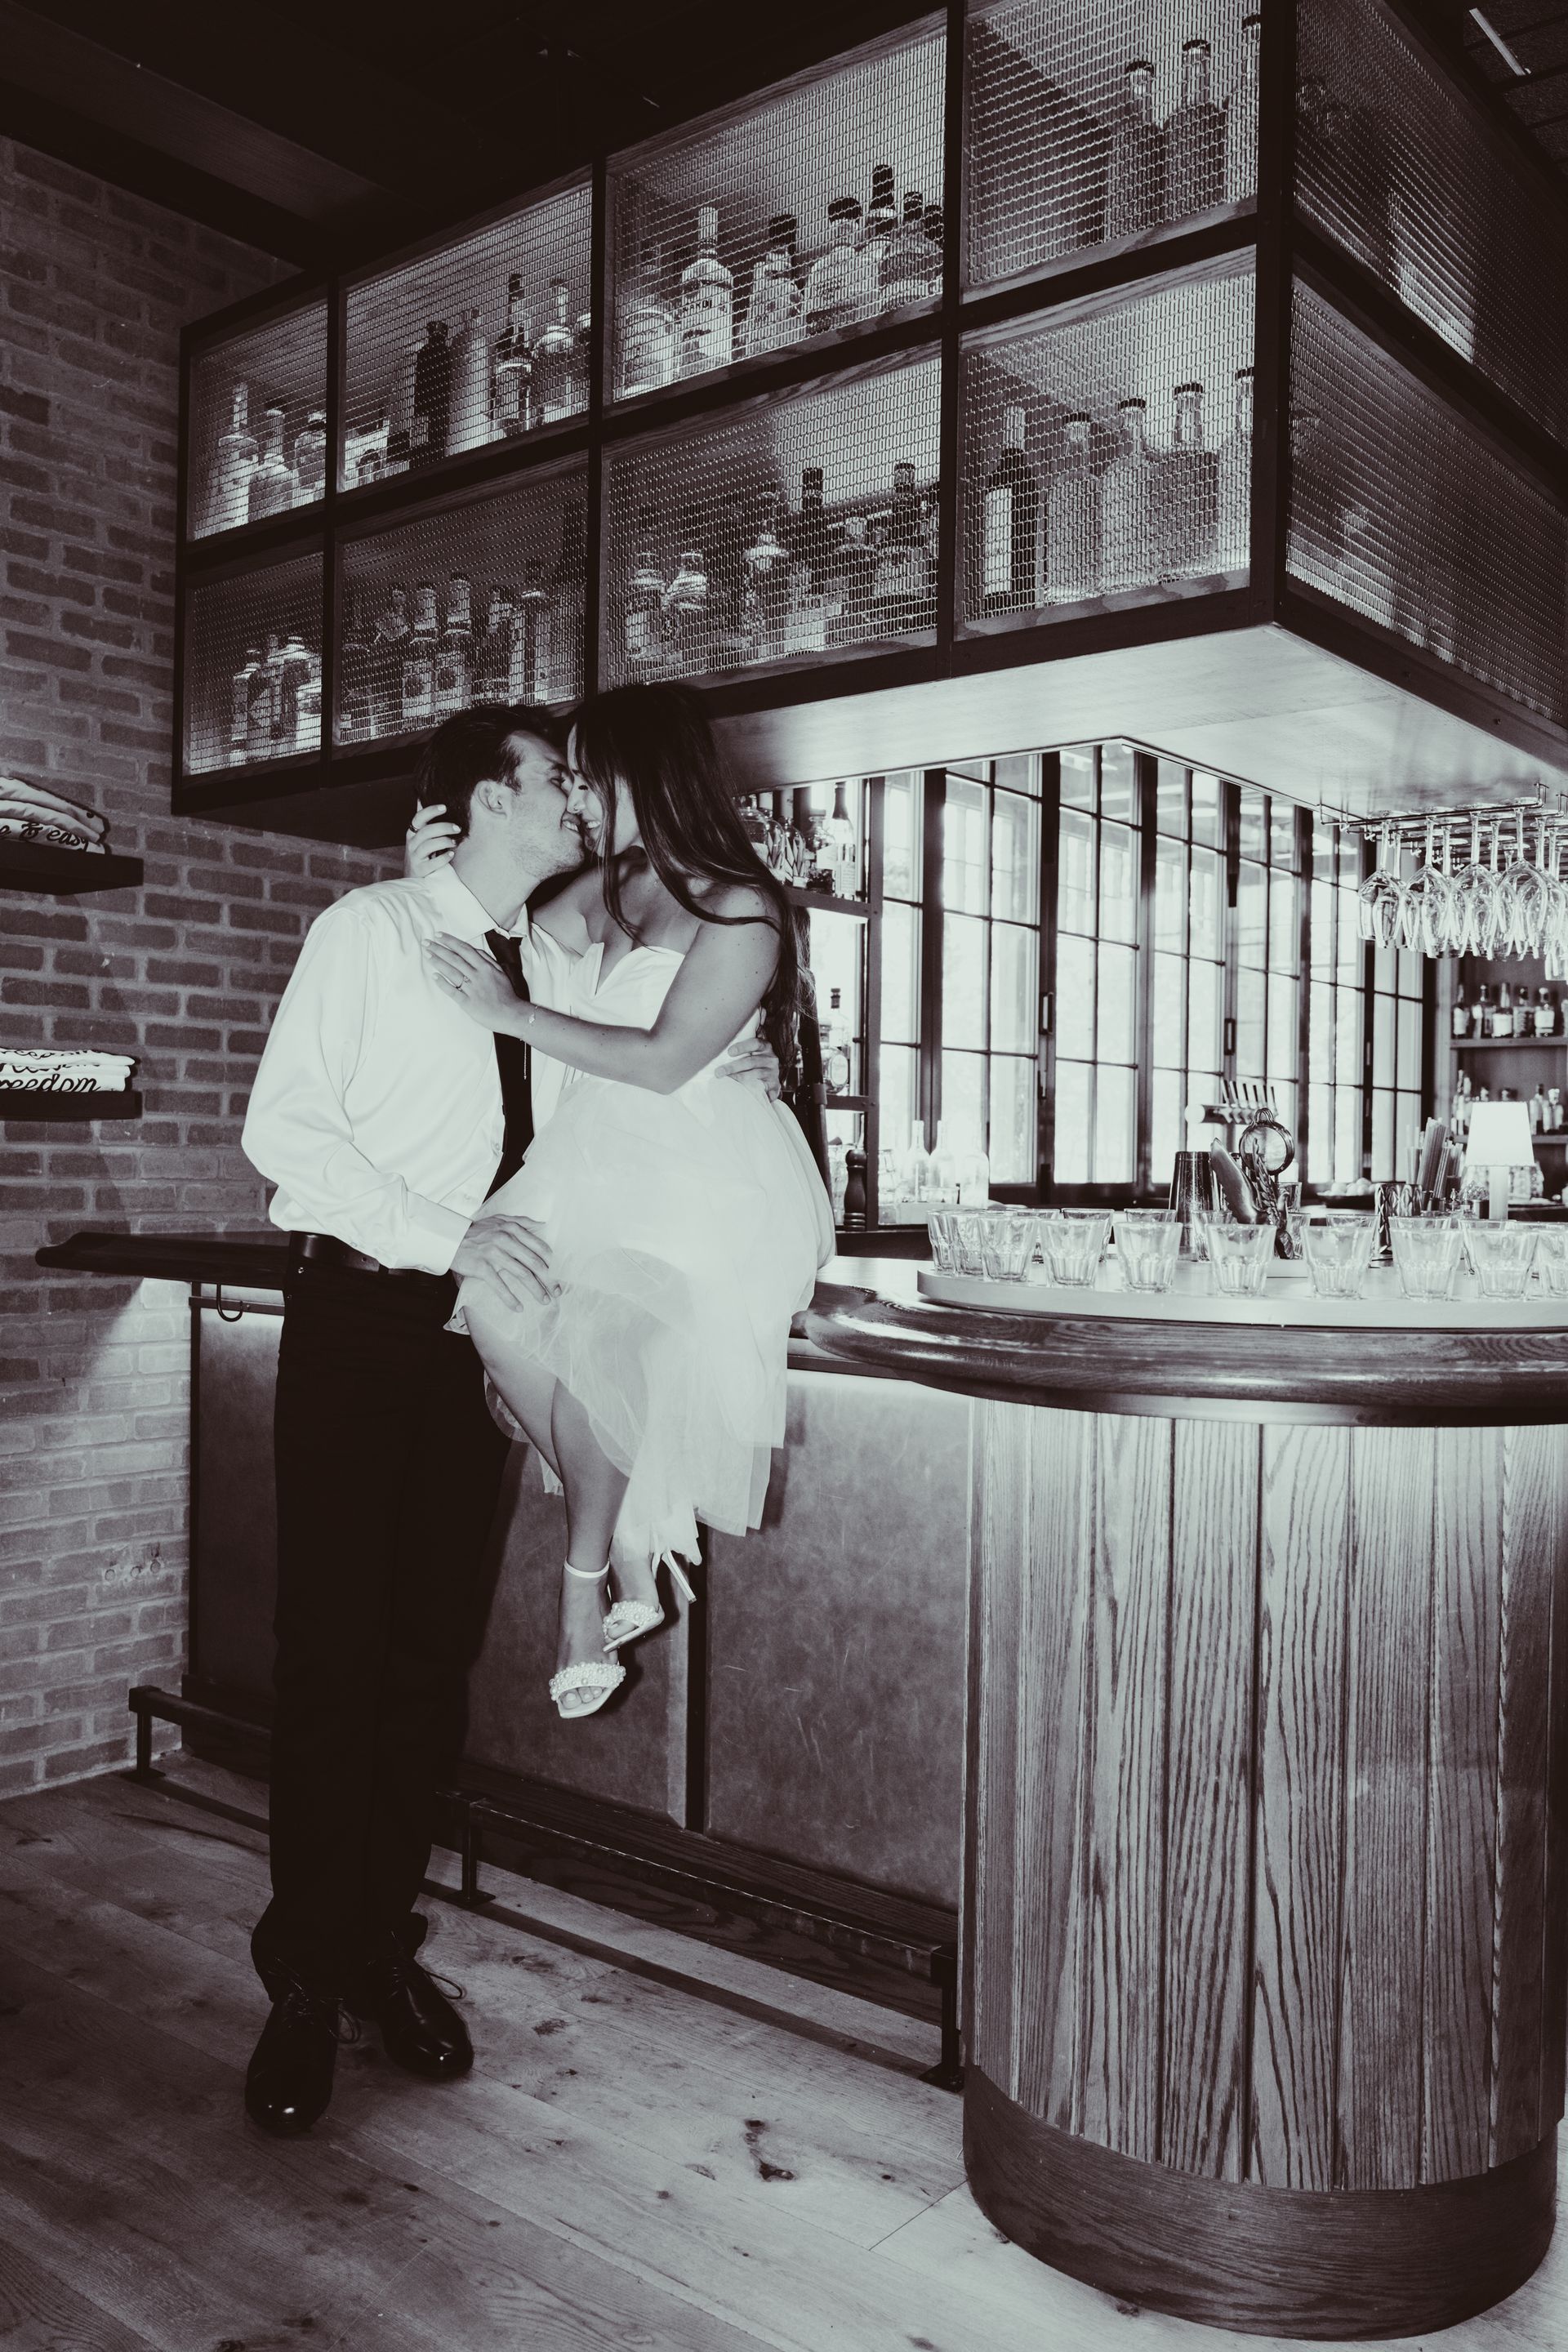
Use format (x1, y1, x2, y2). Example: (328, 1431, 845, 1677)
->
(1, 1, 1565, 272)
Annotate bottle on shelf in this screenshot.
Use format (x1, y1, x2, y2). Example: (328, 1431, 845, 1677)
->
(679, 205, 734, 378)
(572, 304, 594, 416)
(662, 546, 710, 675)
(1101, 396, 1157, 593)
(205, 382, 256, 532)
(740, 795, 771, 858)
(264, 632, 287, 742)
(791, 787, 821, 886)
(626, 523, 668, 680)
(296, 642, 322, 752)
(248, 405, 295, 521)
(764, 791, 791, 879)
(879, 190, 935, 312)
(1226, 15, 1263, 203)
(827, 513, 876, 646)
(618, 243, 679, 398)
(246, 638, 274, 760)
(742, 493, 791, 663)
(532, 279, 579, 422)
(1166, 38, 1226, 219)
(819, 780, 860, 898)
(1473, 981, 1493, 1037)
(1215, 365, 1254, 573)
(921, 203, 946, 291)
(1045, 415, 1101, 605)
(804, 198, 865, 337)
(474, 586, 513, 705)
(492, 274, 533, 436)
(448, 308, 491, 454)
(402, 584, 439, 728)
(386, 340, 421, 473)
(292, 409, 327, 506)
(872, 459, 933, 635)
(895, 1118, 935, 1214)
(742, 215, 804, 358)
(860, 164, 898, 318)
(434, 575, 474, 716)
(510, 560, 551, 704)
(1536, 986, 1558, 1037)
(338, 590, 375, 741)
(276, 626, 314, 748)
(1160, 381, 1218, 579)
(1531, 1083, 1548, 1134)
(1450, 976, 1469, 1040)
(549, 499, 586, 703)
(982, 403, 1040, 617)
(1551, 1087, 1565, 1133)
(785, 466, 833, 656)
(1106, 60, 1164, 243)
(230, 645, 261, 760)
(411, 321, 452, 469)
(371, 585, 412, 736)
(822, 987, 853, 1096)
(1494, 980, 1515, 1039)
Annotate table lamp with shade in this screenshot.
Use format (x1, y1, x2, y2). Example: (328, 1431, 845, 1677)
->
(1463, 1098, 1535, 1221)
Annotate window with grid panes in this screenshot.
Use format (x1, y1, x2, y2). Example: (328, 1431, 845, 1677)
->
(1150, 760, 1227, 1187)
(1233, 784, 1303, 1149)
(878, 770, 924, 1176)
(939, 756, 1043, 1183)
(1307, 820, 1370, 1189)
(1053, 743, 1139, 1186)
(1370, 939, 1425, 1183)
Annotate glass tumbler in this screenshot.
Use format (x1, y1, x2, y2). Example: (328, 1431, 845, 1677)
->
(927, 1208, 960, 1272)
(1463, 1219, 1539, 1300)
(1388, 1214, 1461, 1301)
(1532, 1225, 1568, 1297)
(1116, 1207, 1180, 1294)
(979, 1209, 1033, 1283)
(1205, 1218, 1276, 1298)
(1300, 1211, 1376, 1300)
(1041, 1209, 1112, 1288)
(950, 1209, 991, 1276)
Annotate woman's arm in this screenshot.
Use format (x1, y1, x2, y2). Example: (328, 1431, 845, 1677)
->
(426, 888, 778, 1096)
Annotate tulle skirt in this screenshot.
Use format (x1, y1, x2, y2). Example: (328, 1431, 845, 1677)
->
(450, 1067, 831, 1569)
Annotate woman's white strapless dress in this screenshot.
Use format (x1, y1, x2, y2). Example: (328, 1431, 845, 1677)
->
(452, 939, 833, 1570)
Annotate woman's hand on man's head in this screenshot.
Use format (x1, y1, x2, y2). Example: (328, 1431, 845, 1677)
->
(405, 801, 461, 880)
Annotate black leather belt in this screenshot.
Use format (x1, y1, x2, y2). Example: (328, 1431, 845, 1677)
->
(288, 1231, 426, 1279)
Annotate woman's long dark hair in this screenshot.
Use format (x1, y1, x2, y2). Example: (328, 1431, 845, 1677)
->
(569, 683, 800, 1067)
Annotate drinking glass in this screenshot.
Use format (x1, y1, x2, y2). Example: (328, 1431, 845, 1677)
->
(1389, 1214, 1461, 1301)
(1300, 1210, 1376, 1300)
(979, 1209, 1034, 1283)
(1463, 1220, 1539, 1300)
(927, 1208, 960, 1272)
(1533, 1225, 1568, 1297)
(1116, 1207, 1181, 1294)
(1205, 1218, 1276, 1298)
(950, 1209, 991, 1276)
(1041, 1209, 1112, 1288)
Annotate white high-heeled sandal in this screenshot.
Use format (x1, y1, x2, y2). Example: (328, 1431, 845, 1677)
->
(602, 1549, 697, 1654)
(550, 1566, 626, 1719)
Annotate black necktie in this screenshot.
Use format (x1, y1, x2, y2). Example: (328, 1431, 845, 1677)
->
(484, 928, 533, 1195)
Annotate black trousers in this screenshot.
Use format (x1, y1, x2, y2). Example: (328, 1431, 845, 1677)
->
(256, 1265, 511, 1989)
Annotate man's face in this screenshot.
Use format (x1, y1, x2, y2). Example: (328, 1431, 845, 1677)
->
(501, 731, 589, 879)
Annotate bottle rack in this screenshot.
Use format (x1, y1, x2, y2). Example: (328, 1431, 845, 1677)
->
(182, 546, 324, 779)
(186, 296, 329, 545)
(173, 0, 1568, 844)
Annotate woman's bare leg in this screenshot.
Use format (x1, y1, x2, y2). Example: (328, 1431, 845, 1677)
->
(461, 1291, 561, 1477)
(550, 1386, 631, 1686)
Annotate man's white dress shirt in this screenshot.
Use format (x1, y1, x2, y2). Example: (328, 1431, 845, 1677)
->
(243, 861, 577, 1275)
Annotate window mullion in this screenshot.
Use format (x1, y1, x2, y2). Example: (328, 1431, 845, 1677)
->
(920, 768, 947, 1141)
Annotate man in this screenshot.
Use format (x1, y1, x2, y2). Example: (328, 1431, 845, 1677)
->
(240, 705, 775, 2135)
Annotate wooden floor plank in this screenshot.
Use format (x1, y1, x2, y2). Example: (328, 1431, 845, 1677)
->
(0, 2221, 165, 2352)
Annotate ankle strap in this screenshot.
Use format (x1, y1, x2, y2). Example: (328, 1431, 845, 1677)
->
(564, 1561, 609, 1581)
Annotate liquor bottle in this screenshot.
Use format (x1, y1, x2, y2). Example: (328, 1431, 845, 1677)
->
(505, 560, 549, 703)
(1494, 981, 1515, 1040)
(337, 590, 374, 741)
(804, 198, 865, 336)
(822, 987, 853, 1095)
(1160, 381, 1218, 579)
(246, 639, 274, 759)
(785, 466, 833, 654)
(1536, 986, 1557, 1038)
(402, 584, 439, 728)
(296, 642, 322, 751)
(434, 575, 474, 716)
(827, 514, 876, 645)
(572, 305, 594, 416)
(1165, 38, 1225, 220)
(387, 340, 421, 471)
(820, 779, 860, 898)
(492, 274, 533, 436)
(791, 788, 819, 885)
(448, 309, 490, 454)
(1215, 366, 1254, 573)
(860, 164, 898, 318)
(264, 632, 287, 742)
(206, 382, 256, 532)
(618, 244, 679, 396)
(982, 404, 1040, 615)
(740, 796, 771, 858)
(548, 498, 586, 702)
(742, 215, 804, 357)
(920, 203, 946, 295)
(872, 460, 932, 635)
(1531, 1084, 1548, 1134)
(626, 524, 668, 679)
(1450, 978, 1469, 1040)
(473, 586, 513, 705)
(276, 627, 313, 746)
(897, 1119, 934, 1212)
(371, 586, 411, 736)
(766, 791, 791, 878)
(663, 547, 710, 675)
(411, 321, 452, 469)
(248, 406, 294, 521)
(532, 280, 578, 423)
(1226, 15, 1263, 203)
(292, 409, 327, 506)
(1551, 1088, 1565, 1134)
(1106, 60, 1164, 243)
(230, 645, 261, 760)
(1101, 397, 1156, 592)
(679, 205, 734, 378)
(1474, 982, 1493, 1038)
(1045, 415, 1100, 604)
(878, 190, 934, 312)
(743, 494, 791, 662)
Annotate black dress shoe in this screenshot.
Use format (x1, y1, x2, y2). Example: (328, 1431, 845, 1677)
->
(244, 1976, 353, 2136)
(349, 1933, 472, 2081)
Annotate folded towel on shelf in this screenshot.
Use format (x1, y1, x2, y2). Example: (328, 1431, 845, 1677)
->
(0, 775, 110, 853)
(0, 1048, 137, 1094)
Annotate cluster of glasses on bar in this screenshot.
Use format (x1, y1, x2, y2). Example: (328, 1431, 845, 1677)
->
(1357, 802, 1568, 976)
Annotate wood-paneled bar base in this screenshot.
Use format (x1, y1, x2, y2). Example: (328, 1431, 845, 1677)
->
(804, 1286, 1568, 2339)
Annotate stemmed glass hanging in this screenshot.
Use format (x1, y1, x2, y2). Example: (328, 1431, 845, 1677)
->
(1345, 793, 1568, 963)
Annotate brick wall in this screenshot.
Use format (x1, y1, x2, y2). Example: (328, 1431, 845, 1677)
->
(0, 140, 399, 1796)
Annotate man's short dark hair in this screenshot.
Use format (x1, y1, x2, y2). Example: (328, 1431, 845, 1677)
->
(413, 705, 567, 839)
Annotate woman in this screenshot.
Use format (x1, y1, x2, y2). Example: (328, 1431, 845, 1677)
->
(421, 684, 832, 1718)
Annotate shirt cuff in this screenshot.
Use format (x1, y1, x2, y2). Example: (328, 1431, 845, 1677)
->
(399, 1197, 473, 1276)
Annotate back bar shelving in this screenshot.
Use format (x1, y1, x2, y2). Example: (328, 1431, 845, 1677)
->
(174, 0, 1568, 844)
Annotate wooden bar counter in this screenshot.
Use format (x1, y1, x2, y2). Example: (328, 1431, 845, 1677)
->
(804, 1267, 1568, 2341)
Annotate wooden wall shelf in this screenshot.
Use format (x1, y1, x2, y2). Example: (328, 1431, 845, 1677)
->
(0, 841, 145, 894)
(1454, 1033, 1564, 1051)
(0, 1090, 142, 1122)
